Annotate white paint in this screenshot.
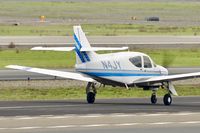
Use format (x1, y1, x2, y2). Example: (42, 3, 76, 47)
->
(114, 123, 139, 126)
(0, 121, 199, 130)
(0, 112, 200, 120)
(80, 124, 109, 127)
(149, 122, 174, 125)
(46, 125, 76, 128)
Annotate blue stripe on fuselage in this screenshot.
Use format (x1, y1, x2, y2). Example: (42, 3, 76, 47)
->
(82, 72, 161, 77)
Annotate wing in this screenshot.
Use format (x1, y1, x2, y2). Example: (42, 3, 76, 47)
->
(31, 46, 128, 52)
(134, 72, 200, 84)
(6, 65, 94, 82)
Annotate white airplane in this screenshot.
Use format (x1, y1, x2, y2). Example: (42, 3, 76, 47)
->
(6, 26, 200, 106)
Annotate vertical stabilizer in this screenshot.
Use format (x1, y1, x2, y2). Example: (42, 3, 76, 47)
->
(73, 26, 97, 64)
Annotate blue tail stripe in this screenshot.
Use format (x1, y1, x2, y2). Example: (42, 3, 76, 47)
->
(73, 34, 91, 62)
(73, 34, 82, 49)
(74, 45, 85, 63)
(82, 52, 90, 61)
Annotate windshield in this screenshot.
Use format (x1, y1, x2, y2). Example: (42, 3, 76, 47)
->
(129, 56, 142, 68)
(143, 56, 152, 68)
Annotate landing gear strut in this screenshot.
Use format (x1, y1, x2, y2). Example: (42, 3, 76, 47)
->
(162, 82, 174, 106)
(86, 82, 97, 104)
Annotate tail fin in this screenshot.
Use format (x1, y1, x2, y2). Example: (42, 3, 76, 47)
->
(73, 26, 97, 64)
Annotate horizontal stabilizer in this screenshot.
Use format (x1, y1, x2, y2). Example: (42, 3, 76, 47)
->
(31, 47, 74, 51)
(80, 46, 129, 51)
(31, 46, 128, 52)
(6, 65, 94, 82)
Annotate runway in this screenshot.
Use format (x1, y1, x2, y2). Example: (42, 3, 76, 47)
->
(1, 36, 200, 49)
(0, 97, 200, 116)
(0, 97, 200, 133)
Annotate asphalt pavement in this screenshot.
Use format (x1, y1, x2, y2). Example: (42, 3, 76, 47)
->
(0, 97, 199, 116)
(1, 36, 200, 49)
(0, 97, 199, 133)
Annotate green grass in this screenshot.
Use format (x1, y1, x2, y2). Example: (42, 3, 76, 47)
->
(0, 85, 199, 100)
(1, 24, 200, 36)
(0, 49, 75, 68)
(0, 1, 200, 35)
(1, 49, 200, 69)
(0, 1, 200, 20)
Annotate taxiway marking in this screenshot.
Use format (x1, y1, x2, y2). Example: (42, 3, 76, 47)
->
(0, 121, 200, 130)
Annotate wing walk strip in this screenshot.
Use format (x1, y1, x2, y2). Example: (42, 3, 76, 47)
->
(0, 121, 200, 130)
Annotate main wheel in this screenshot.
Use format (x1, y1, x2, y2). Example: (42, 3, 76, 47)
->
(151, 94, 157, 104)
(87, 92, 95, 104)
(163, 94, 172, 106)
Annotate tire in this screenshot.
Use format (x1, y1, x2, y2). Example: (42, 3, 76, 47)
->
(87, 92, 95, 104)
(151, 94, 157, 104)
(163, 94, 172, 106)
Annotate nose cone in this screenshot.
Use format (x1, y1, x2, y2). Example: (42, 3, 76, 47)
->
(158, 65, 168, 75)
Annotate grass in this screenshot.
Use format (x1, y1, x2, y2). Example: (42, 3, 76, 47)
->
(1, 24, 200, 36)
(0, 1, 200, 36)
(0, 1, 200, 20)
(0, 49, 75, 68)
(0, 85, 199, 100)
(1, 48, 200, 68)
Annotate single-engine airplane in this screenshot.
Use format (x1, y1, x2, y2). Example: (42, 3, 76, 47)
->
(6, 26, 200, 106)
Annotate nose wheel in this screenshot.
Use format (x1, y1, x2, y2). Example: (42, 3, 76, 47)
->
(151, 94, 157, 104)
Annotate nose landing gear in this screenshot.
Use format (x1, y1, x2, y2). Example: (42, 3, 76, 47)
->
(151, 93, 157, 104)
(150, 83, 174, 106)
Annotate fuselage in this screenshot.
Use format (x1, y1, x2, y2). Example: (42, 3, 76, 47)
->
(76, 52, 168, 86)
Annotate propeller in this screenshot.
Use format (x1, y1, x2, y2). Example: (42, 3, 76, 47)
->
(161, 51, 175, 68)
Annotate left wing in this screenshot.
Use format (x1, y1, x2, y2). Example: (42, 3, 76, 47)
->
(6, 65, 94, 82)
(134, 72, 200, 84)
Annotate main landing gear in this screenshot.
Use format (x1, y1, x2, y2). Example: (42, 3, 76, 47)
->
(86, 82, 97, 104)
(150, 82, 175, 106)
(150, 91, 172, 106)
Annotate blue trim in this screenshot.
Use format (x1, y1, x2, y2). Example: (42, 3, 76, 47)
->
(82, 51, 90, 61)
(83, 72, 161, 77)
(76, 68, 162, 74)
(74, 34, 82, 49)
(74, 45, 85, 63)
(73, 34, 91, 62)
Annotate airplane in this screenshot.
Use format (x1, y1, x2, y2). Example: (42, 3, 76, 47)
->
(6, 26, 200, 106)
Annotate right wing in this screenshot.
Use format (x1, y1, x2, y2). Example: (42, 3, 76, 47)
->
(6, 65, 94, 82)
(134, 72, 200, 84)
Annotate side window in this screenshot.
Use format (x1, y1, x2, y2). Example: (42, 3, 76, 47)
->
(143, 56, 152, 68)
(129, 56, 142, 68)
